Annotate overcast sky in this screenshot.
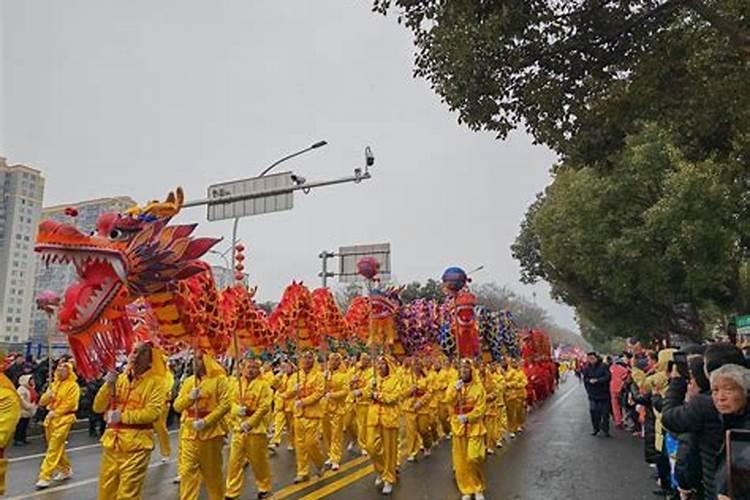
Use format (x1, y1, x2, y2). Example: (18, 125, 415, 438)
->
(0, 0, 577, 331)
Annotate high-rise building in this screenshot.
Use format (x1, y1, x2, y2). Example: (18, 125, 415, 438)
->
(0, 157, 45, 344)
(31, 195, 136, 343)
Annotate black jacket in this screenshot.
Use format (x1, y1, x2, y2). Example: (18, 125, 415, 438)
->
(661, 377, 723, 500)
(715, 404, 750, 499)
(635, 391, 660, 464)
(582, 362, 611, 401)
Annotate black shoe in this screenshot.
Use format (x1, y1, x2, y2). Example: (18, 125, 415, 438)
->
(590, 430, 599, 436)
(652, 489, 668, 497)
(602, 431, 611, 437)
(257, 493, 271, 499)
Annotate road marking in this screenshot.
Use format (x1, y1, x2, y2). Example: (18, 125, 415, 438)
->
(7, 458, 176, 499)
(274, 455, 370, 499)
(298, 464, 375, 500)
(545, 384, 578, 413)
(27, 428, 90, 441)
(9, 429, 180, 463)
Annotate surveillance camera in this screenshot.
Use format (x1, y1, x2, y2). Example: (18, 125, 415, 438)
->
(291, 174, 306, 185)
(365, 146, 375, 167)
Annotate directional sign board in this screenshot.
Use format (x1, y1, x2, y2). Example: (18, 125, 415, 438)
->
(338, 243, 391, 282)
(207, 171, 294, 221)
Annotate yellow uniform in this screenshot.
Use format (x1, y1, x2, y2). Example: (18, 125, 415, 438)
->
(93, 358, 167, 500)
(286, 365, 326, 478)
(38, 364, 80, 482)
(323, 366, 350, 466)
(446, 372, 487, 497)
(0, 373, 20, 495)
(365, 366, 402, 486)
(153, 363, 174, 459)
(270, 372, 295, 449)
(505, 366, 528, 433)
(225, 376, 273, 498)
(493, 368, 509, 442)
(352, 364, 374, 452)
(173, 356, 230, 500)
(482, 370, 499, 452)
(402, 369, 433, 460)
(438, 365, 457, 437)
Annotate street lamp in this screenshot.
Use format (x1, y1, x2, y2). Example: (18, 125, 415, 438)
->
(229, 140, 329, 282)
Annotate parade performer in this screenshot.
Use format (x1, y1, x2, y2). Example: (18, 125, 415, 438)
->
(0, 367, 20, 496)
(351, 353, 374, 455)
(446, 359, 487, 500)
(480, 363, 499, 455)
(153, 353, 174, 462)
(492, 362, 509, 448)
(322, 353, 350, 471)
(366, 355, 402, 495)
(36, 362, 80, 489)
(289, 350, 326, 483)
(504, 359, 528, 436)
(225, 358, 273, 499)
(437, 356, 457, 439)
(173, 353, 230, 500)
(270, 361, 296, 451)
(403, 357, 434, 461)
(94, 342, 167, 499)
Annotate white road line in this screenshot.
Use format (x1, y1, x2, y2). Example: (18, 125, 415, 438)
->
(7, 459, 176, 500)
(27, 428, 90, 441)
(545, 383, 579, 413)
(8, 429, 179, 463)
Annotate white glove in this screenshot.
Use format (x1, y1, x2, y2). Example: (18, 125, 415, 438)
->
(324, 392, 332, 399)
(240, 421, 251, 433)
(294, 383, 301, 392)
(105, 371, 118, 384)
(352, 389, 362, 398)
(455, 380, 464, 391)
(238, 406, 248, 417)
(107, 410, 122, 424)
(46, 410, 56, 419)
(458, 414, 468, 425)
(192, 419, 206, 431)
(295, 400, 303, 408)
(189, 388, 201, 401)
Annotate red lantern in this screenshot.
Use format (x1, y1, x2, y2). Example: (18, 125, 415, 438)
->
(235, 272, 245, 281)
(235, 243, 245, 252)
(236, 254, 245, 262)
(235, 264, 245, 272)
(64, 207, 79, 218)
(357, 257, 380, 280)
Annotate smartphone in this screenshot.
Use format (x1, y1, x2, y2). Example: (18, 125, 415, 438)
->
(727, 429, 750, 499)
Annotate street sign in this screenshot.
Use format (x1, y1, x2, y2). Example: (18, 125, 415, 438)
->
(207, 171, 294, 221)
(736, 314, 750, 335)
(338, 243, 391, 282)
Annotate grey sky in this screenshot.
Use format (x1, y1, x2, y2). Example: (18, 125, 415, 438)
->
(1, 0, 577, 331)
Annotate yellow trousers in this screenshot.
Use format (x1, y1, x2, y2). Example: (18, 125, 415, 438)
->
(438, 403, 452, 436)
(323, 412, 344, 464)
(98, 448, 151, 499)
(355, 404, 369, 450)
(38, 422, 73, 481)
(403, 413, 420, 459)
(507, 400, 525, 432)
(498, 404, 508, 435)
(179, 436, 225, 500)
(225, 432, 272, 498)
(154, 405, 171, 458)
(485, 414, 499, 447)
(432, 409, 445, 440)
(367, 426, 398, 485)
(293, 417, 325, 477)
(452, 435, 486, 495)
(343, 409, 358, 450)
(0, 457, 7, 496)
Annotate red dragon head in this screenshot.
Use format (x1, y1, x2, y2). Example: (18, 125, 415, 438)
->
(34, 188, 220, 378)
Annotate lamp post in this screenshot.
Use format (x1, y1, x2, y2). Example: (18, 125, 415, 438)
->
(228, 141, 328, 283)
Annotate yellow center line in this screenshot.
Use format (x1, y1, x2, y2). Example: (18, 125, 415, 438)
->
(298, 464, 375, 500)
(273, 455, 370, 499)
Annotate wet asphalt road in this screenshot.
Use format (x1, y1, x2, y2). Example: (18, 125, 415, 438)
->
(3, 378, 657, 499)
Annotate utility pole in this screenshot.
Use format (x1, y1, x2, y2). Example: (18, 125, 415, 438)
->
(318, 251, 336, 287)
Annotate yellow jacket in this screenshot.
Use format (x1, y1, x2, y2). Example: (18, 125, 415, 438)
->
(40, 364, 80, 428)
(0, 374, 20, 450)
(351, 365, 375, 408)
(439, 366, 458, 404)
(482, 372, 498, 416)
(325, 367, 350, 416)
(492, 369, 507, 409)
(286, 366, 325, 419)
(173, 356, 230, 440)
(504, 367, 528, 401)
(402, 371, 432, 415)
(366, 371, 402, 429)
(231, 376, 273, 434)
(163, 368, 175, 403)
(445, 375, 487, 437)
(93, 371, 166, 452)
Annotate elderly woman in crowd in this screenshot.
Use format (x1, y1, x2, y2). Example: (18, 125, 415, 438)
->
(712, 363, 749, 500)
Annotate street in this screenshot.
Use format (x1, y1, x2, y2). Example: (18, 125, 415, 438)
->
(4, 379, 656, 500)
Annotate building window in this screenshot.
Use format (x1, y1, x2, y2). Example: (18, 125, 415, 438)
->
(14, 318, 20, 323)
(12, 336, 18, 341)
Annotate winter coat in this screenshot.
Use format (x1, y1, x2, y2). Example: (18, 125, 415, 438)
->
(17, 375, 38, 419)
(661, 377, 723, 500)
(674, 432, 703, 495)
(634, 391, 660, 464)
(582, 361, 611, 401)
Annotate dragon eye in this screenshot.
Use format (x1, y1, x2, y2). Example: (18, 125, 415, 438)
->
(109, 229, 124, 240)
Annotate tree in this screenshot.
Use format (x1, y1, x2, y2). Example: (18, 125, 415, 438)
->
(400, 279, 447, 303)
(372, 1, 750, 163)
(513, 123, 747, 341)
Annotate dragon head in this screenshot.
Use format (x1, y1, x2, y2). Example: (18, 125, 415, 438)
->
(35, 188, 220, 338)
